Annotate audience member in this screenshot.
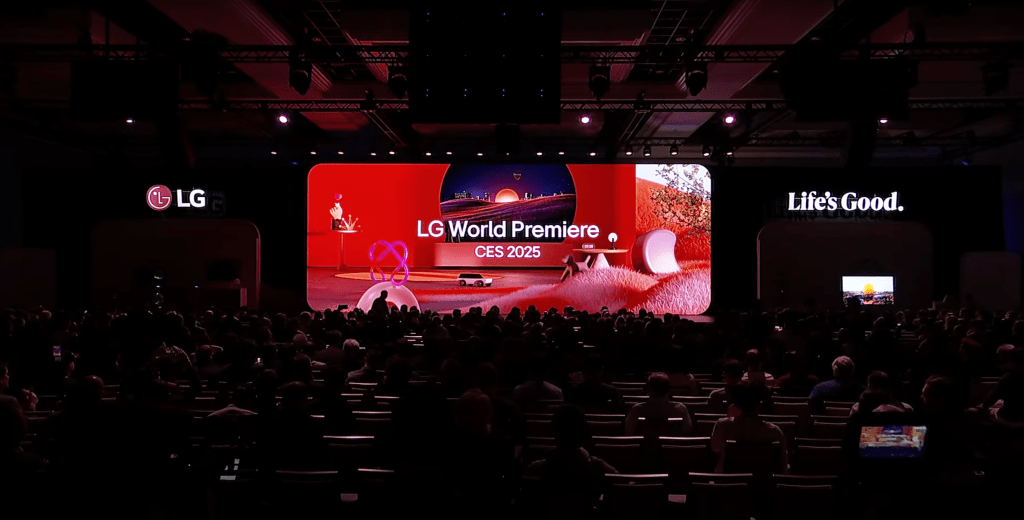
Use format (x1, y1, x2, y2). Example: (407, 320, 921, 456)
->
(710, 382, 789, 473)
(625, 372, 692, 435)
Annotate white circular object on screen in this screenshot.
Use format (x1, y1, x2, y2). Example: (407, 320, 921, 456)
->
(608, 232, 618, 243)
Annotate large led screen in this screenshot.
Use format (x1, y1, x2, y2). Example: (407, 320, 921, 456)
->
(307, 164, 710, 314)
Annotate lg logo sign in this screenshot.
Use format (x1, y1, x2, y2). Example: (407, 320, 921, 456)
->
(147, 185, 207, 211)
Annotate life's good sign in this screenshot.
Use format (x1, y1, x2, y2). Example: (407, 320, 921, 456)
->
(787, 191, 903, 212)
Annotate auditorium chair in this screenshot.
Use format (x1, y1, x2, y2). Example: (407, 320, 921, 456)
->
(771, 475, 837, 520)
(686, 473, 754, 520)
(591, 443, 641, 473)
(791, 445, 843, 476)
(811, 421, 847, 440)
(723, 440, 784, 476)
(602, 473, 671, 515)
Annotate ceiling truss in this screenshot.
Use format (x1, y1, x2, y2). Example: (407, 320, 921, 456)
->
(4, 42, 1022, 65)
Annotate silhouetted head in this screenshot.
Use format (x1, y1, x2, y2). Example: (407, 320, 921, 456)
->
(647, 372, 672, 398)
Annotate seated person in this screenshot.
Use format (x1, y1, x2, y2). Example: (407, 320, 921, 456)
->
(850, 371, 913, 415)
(528, 403, 614, 477)
(565, 357, 624, 413)
(810, 356, 864, 412)
(774, 351, 819, 396)
(708, 360, 744, 413)
(513, 357, 564, 406)
(625, 372, 692, 436)
(742, 349, 775, 387)
(710, 382, 789, 473)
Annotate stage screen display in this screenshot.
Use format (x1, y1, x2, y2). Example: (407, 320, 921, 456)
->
(307, 164, 711, 314)
(842, 275, 894, 306)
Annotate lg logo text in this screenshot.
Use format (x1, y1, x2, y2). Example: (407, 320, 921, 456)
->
(147, 185, 207, 211)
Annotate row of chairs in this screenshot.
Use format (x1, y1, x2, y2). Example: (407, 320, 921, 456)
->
(211, 466, 836, 520)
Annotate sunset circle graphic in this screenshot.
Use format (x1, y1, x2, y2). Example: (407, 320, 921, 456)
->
(494, 188, 520, 203)
(438, 164, 577, 243)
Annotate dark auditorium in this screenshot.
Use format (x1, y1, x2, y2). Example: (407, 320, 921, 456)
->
(2, 2, 1024, 519)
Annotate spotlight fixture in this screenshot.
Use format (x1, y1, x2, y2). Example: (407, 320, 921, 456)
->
(589, 151, 597, 156)
(370, 151, 377, 156)
(387, 66, 408, 99)
(723, 114, 736, 125)
(125, 118, 135, 124)
(879, 117, 889, 124)
(558, 150, 565, 155)
(288, 57, 313, 96)
(684, 62, 709, 96)
(477, 152, 484, 156)
(337, 151, 344, 155)
(725, 150, 734, 156)
(388, 149, 396, 155)
(625, 146, 633, 156)
(425, 151, 432, 156)
(580, 115, 591, 124)
(702, 145, 711, 157)
(643, 146, 652, 157)
(270, 150, 277, 155)
(310, 150, 317, 155)
(277, 114, 289, 124)
(446, 151, 453, 155)
(670, 145, 679, 156)
(588, 65, 611, 100)
(536, 151, 543, 156)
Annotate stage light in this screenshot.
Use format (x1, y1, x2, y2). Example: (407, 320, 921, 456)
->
(278, 114, 289, 124)
(477, 152, 484, 156)
(446, 151, 453, 155)
(624, 146, 633, 156)
(387, 66, 408, 99)
(580, 115, 591, 124)
(270, 150, 277, 155)
(589, 65, 611, 100)
(388, 149, 396, 155)
(125, 118, 135, 124)
(879, 117, 889, 124)
(670, 145, 678, 156)
(310, 150, 317, 155)
(558, 150, 565, 155)
(337, 151, 344, 155)
(725, 150, 734, 156)
(643, 146, 651, 157)
(589, 151, 597, 156)
(425, 151, 432, 156)
(684, 62, 708, 96)
(702, 145, 711, 157)
(370, 151, 377, 156)
(288, 58, 313, 95)
(536, 151, 543, 156)
(723, 114, 736, 125)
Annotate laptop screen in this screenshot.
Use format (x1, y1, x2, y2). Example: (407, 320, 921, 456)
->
(858, 425, 927, 458)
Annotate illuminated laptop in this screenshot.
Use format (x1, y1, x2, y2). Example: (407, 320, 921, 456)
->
(858, 425, 927, 458)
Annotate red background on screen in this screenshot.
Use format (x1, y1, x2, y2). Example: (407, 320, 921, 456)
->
(307, 164, 637, 268)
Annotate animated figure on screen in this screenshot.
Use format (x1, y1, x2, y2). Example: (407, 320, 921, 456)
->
(329, 195, 360, 231)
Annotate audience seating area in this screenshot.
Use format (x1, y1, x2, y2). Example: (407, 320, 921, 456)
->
(1, 304, 1022, 519)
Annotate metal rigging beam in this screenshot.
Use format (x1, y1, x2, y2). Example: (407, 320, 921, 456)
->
(3, 42, 1022, 64)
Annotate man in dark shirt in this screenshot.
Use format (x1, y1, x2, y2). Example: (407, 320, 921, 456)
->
(810, 356, 864, 412)
(565, 357, 624, 412)
(370, 291, 389, 317)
